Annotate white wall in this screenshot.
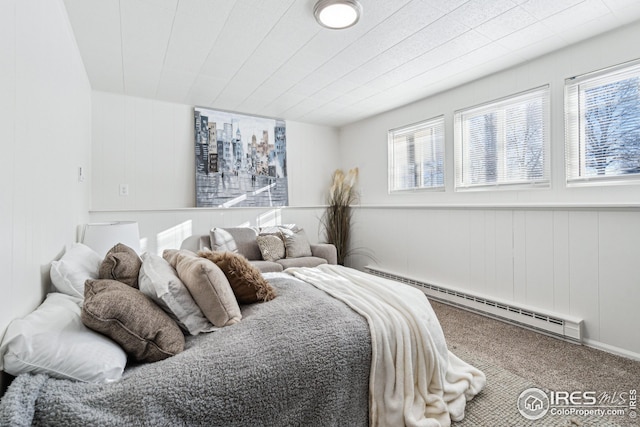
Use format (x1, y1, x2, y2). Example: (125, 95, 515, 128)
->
(87, 19, 640, 358)
(340, 21, 640, 207)
(90, 92, 339, 254)
(340, 22, 640, 358)
(91, 91, 339, 210)
(0, 0, 92, 387)
(89, 206, 327, 258)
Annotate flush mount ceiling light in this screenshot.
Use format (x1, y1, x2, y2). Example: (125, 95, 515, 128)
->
(314, 0, 363, 29)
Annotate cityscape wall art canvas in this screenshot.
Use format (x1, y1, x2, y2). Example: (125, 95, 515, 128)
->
(194, 107, 288, 208)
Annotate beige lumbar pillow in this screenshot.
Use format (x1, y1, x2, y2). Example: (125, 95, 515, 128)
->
(174, 254, 241, 327)
(99, 243, 142, 288)
(82, 279, 185, 363)
(162, 248, 197, 269)
(138, 252, 216, 335)
(199, 250, 276, 304)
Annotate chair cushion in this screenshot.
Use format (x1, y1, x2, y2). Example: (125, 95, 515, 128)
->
(276, 257, 328, 269)
(250, 260, 284, 273)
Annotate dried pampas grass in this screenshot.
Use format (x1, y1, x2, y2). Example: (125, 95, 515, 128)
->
(322, 168, 359, 265)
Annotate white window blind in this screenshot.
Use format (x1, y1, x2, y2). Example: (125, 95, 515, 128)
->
(565, 60, 640, 185)
(388, 117, 444, 192)
(454, 86, 550, 190)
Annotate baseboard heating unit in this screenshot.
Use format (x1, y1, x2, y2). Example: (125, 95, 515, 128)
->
(364, 266, 583, 342)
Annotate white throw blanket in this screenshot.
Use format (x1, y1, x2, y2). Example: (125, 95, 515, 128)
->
(287, 265, 486, 427)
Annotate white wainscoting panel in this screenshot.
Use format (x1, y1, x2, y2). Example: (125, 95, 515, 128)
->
(552, 211, 571, 314)
(568, 211, 600, 342)
(524, 211, 555, 310)
(89, 207, 327, 257)
(352, 206, 640, 359)
(597, 211, 640, 354)
(494, 210, 515, 301)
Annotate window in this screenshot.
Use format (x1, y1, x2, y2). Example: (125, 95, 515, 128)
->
(388, 117, 444, 192)
(454, 86, 550, 190)
(565, 60, 640, 185)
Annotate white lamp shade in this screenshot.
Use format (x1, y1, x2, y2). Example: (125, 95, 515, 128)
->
(81, 221, 141, 258)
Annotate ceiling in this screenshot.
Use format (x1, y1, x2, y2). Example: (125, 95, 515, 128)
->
(63, 0, 640, 127)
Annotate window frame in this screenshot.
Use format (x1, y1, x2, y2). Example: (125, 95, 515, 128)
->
(453, 86, 551, 191)
(388, 116, 445, 193)
(565, 59, 640, 187)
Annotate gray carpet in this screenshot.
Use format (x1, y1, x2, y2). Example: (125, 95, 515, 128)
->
(431, 301, 640, 427)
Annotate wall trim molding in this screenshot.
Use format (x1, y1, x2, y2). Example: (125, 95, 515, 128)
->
(352, 203, 640, 211)
(90, 203, 640, 215)
(89, 205, 327, 214)
(582, 339, 640, 362)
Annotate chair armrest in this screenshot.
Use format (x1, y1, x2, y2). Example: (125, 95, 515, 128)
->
(310, 243, 337, 265)
(180, 235, 211, 252)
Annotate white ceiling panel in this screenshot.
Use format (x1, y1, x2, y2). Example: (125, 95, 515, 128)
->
(447, 0, 520, 28)
(199, 0, 295, 80)
(358, 31, 490, 95)
(156, 68, 197, 101)
(184, 74, 228, 107)
(475, 6, 539, 41)
(611, 2, 640, 22)
(542, 0, 611, 38)
(519, 0, 585, 20)
(496, 21, 560, 53)
(161, 1, 234, 74)
(62, 0, 123, 92)
(63, 0, 640, 127)
(329, 1, 446, 68)
(119, 0, 176, 96)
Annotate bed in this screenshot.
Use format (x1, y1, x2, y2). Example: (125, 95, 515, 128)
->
(0, 249, 485, 427)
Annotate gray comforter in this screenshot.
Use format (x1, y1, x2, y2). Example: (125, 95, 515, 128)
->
(0, 274, 371, 427)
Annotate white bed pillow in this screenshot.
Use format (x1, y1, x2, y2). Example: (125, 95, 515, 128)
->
(0, 292, 127, 383)
(138, 252, 217, 335)
(50, 243, 103, 298)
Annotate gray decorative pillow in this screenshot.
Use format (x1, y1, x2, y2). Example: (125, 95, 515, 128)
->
(174, 254, 242, 327)
(210, 228, 238, 253)
(138, 252, 216, 335)
(280, 227, 312, 258)
(256, 234, 285, 262)
(82, 279, 185, 363)
(99, 243, 142, 288)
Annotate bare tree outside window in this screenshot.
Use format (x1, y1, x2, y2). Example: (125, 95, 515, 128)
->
(458, 87, 548, 189)
(389, 117, 445, 192)
(506, 100, 544, 181)
(566, 61, 640, 184)
(583, 77, 640, 176)
(468, 113, 497, 184)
